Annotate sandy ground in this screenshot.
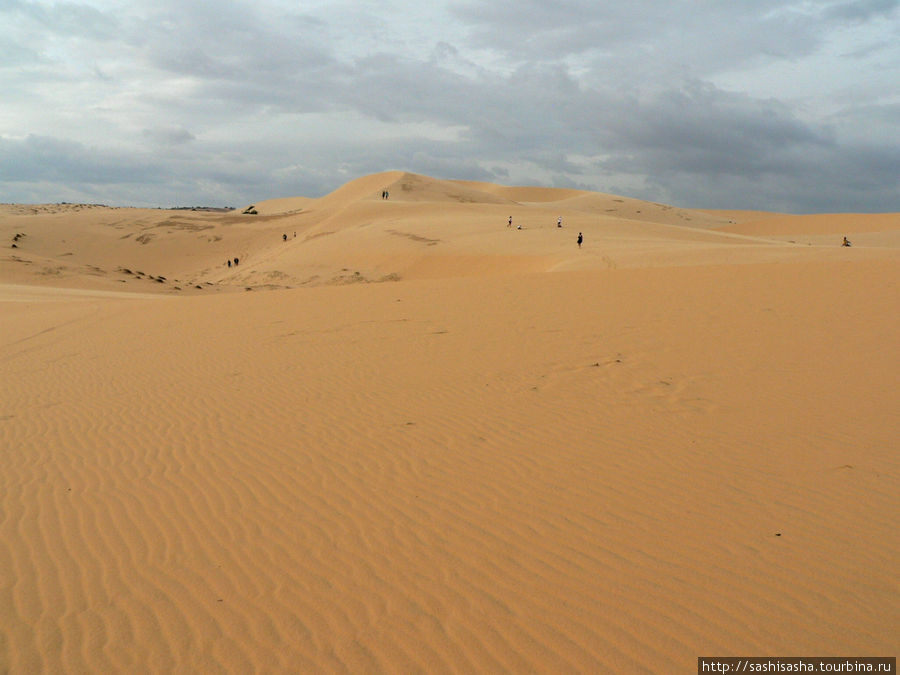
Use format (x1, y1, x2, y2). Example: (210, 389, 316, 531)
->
(1, 172, 898, 673)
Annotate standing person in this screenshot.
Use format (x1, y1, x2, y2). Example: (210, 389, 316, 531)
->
(508, 216, 513, 228)
(557, 217, 562, 228)
(577, 232, 583, 248)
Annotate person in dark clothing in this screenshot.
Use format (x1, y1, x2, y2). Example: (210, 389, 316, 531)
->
(577, 232, 583, 248)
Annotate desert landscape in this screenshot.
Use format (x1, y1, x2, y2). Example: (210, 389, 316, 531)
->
(1, 170, 897, 672)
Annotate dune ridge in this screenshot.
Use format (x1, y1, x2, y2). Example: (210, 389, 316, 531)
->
(6, 172, 893, 296)
(2, 172, 898, 672)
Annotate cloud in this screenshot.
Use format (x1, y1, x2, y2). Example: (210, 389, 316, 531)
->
(1, 0, 119, 39)
(0, 135, 163, 184)
(823, 0, 900, 21)
(586, 84, 900, 211)
(141, 127, 196, 146)
(645, 141, 900, 212)
(450, 0, 823, 69)
(0, 0, 896, 212)
(599, 83, 825, 172)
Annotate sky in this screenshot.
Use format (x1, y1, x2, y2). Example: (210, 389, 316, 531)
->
(1, 0, 898, 212)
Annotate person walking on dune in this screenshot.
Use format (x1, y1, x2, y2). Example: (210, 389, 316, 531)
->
(508, 216, 513, 228)
(577, 232, 583, 248)
(558, 216, 562, 228)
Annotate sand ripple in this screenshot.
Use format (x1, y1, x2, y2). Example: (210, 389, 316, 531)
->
(2, 215, 897, 672)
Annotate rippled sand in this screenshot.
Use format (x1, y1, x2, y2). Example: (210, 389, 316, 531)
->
(2, 173, 897, 672)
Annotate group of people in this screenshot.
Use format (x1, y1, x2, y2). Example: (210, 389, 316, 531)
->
(508, 215, 583, 247)
(509, 215, 566, 229)
(381, 190, 390, 200)
(225, 224, 853, 274)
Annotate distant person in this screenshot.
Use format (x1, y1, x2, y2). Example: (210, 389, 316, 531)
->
(517, 224, 522, 230)
(227, 259, 231, 268)
(508, 216, 512, 228)
(234, 257, 239, 266)
(283, 233, 287, 242)
(577, 232, 583, 248)
(842, 236, 852, 247)
(293, 231, 296, 238)
(557, 217, 562, 228)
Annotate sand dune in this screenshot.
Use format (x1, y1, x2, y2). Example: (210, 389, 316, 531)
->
(715, 212, 900, 250)
(717, 212, 899, 236)
(2, 173, 898, 673)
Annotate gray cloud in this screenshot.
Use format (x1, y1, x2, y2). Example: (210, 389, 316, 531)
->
(0, 0, 897, 212)
(824, 0, 899, 21)
(451, 0, 823, 69)
(141, 127, 196, 146)
(0, 135, 163, 184)
(1, 0, 119, 38)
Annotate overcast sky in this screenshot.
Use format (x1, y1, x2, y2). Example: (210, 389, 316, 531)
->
(1, 0, 898, 212)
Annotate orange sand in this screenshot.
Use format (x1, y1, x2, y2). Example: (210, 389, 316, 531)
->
(2, 173, 898, 672)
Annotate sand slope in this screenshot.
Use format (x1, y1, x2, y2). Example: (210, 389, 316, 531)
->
(1, 174, 898, 673)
